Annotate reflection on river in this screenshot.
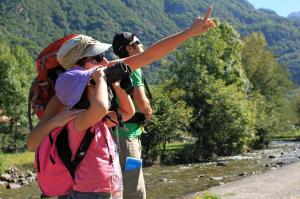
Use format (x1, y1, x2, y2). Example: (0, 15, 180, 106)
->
(1, 141, 300, 199)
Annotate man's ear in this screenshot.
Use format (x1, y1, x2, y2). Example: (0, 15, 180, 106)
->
(125, 45, 133, 53)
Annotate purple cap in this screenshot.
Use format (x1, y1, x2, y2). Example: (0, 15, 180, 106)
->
(55, 66, 97, 109)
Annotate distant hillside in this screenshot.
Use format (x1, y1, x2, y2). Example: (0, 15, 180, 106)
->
(288, 11, 300, 19)
(163, 0, 300, 84)
(0, 0, 299, 84)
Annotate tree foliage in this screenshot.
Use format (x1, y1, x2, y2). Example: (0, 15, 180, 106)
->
(241, 33, 292, 100)
(290, 90, 300, 125)
(141, 80, 193, 165)
(0, 42, 34, 150)
(0, 0, 299, 84)
(157, 22, 257, 160)
(241, 32, 295, 147)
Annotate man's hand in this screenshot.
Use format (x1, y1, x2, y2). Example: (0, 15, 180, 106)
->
(133, 86, 152, 122)
(188, 6, 215, 37)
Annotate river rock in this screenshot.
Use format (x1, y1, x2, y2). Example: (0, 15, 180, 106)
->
(18, 177, 26, 182)
(26, 171, 35, 177)
(294, 147, 298, 150)
(179, 166, 189, 170)
(18, 173, 25, 178)
(28, 176, 37, 183)
(216, 162, 228, 166)
(20, 179, 30, 185)
(159, 178, 168, 182)
(0, 181, 8, 186)
(197, 174, 207, 178)
(276, 161, 285, 166)
(210, 176, 224, 181)
(6, 183, 21, 189)
(268, 155, 276, 159)
(238, 172, 247, 177)
(6, 166, 20, 176)
(0, 174, 13, 182)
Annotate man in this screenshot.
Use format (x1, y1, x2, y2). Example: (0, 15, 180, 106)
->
(112, 32, 152, 199)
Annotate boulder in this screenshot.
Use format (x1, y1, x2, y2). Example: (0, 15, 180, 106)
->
(6, 183, 21, 189)
(0, 174, 12, 182)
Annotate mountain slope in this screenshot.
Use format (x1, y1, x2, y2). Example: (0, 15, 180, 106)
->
(163, 0, 300, 83)
(1, 0, 299, 84)
(288, 11, 300, 19)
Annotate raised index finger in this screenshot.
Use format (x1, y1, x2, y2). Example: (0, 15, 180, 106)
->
(203, 5, 213, 22)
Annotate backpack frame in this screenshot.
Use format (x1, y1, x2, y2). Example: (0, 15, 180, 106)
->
(28, 34, 79, 130)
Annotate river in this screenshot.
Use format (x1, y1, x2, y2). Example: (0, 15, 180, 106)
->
(1, 141, 300, 199)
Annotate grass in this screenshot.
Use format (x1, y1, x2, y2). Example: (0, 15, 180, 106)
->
(0, 151, 35, 174)
(194, 192, 221, 199)
(270, 130, 300, 141)
(164, 142, 194, 151)
(165, 142, 185, 150)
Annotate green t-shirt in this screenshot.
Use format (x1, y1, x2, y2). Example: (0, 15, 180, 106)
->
(113, 68, 144, 138)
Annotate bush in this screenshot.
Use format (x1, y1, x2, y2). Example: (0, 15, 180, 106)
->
(0, 152, 34, 174)
(141, 80, 193, 165)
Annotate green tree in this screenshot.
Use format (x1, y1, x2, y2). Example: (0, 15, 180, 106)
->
(241, 32, 294, 147)
(163, 22, 256, 159)
(142, 80, 193, 165)
(241, 32, 292, 100)
(288, 89, 300, 127)
(1, 0, 300, 85)
(0, 43, 34, 151)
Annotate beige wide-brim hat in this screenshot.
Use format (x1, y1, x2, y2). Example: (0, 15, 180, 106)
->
(57, 35, 111, 70)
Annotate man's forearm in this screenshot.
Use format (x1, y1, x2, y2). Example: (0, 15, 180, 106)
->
(143, 28, 191, 61)
(124, 28, 193, 71)
(137, 102, 152, 120)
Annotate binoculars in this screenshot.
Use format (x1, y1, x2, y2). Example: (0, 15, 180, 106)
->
(104, 62, 133, 94)
(88, 62, 133, 94)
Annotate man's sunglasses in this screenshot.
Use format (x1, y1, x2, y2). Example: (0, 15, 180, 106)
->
(130, 40, 141, 47)
(92, 54, 104, 64)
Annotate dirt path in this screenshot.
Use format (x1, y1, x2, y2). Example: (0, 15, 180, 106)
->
(194, 161, 300, 199)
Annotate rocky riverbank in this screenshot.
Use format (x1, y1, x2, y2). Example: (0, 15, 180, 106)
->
(193, 161, 300, 199)
(1, 141, 300, 199)
(0, 166, 35, 190)
(147, 141, 300, 199)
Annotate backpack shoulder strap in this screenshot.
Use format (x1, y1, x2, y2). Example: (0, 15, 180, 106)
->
(71, 127, 94, 170)
(143, 77, 152, 100)
(109, 86, 127, 131)
(56, 126, 94, 179)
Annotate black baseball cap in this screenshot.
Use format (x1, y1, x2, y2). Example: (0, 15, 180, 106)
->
(112, 32, 141, 57)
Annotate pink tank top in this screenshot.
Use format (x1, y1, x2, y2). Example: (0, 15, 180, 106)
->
(67, 120, 122, 193)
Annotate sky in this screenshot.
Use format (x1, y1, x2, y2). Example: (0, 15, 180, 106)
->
(247, 0, 300, 17)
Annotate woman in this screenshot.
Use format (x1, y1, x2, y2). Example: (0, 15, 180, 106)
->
(54, 65, 127, 198)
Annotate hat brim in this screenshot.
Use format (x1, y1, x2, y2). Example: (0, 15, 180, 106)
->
(82, 41, 111, 58)
(55, 67, 98, 109)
